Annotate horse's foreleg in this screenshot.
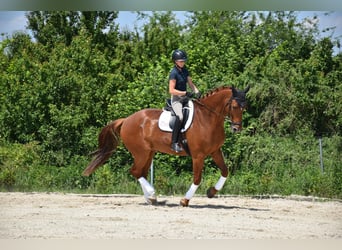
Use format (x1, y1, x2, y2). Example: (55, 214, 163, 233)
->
(207, 149, 228, 198)
(180, 156, 204, 207)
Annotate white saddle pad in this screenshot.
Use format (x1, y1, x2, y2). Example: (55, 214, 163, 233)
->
(158, 100, 194, 132)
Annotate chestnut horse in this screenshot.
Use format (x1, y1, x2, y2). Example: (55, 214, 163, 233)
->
(83, 86, 249, 206)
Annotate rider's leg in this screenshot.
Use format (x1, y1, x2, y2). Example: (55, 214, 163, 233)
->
(171, 115, 183, 152)
(171, 100, 183, 153)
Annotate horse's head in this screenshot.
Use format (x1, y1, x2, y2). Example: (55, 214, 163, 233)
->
(227, 86, 250, 132)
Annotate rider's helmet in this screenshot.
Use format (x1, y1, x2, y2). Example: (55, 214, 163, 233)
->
(172, 49, 187, 62)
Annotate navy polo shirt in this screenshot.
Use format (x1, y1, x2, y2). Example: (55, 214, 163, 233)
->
(169, 66, 189, 91)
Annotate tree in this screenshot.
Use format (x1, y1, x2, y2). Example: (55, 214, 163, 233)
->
(0, 33, 47, 142)
(139, 11, 184, 69)
(26, 11, 119, 49)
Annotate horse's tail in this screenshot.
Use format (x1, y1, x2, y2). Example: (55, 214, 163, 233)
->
(82, 118, 125, 176)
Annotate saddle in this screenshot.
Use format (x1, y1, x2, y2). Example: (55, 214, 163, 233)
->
(158, 99, 194, 133)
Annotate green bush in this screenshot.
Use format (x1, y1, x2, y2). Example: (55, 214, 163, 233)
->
(218, 133, 341, 198)
(0, 134, 341, 199)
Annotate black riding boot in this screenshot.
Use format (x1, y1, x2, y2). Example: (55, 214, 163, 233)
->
(171, 117, 183, 153)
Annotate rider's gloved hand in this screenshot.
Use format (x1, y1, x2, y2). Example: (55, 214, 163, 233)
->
(185, 91, 194, 98)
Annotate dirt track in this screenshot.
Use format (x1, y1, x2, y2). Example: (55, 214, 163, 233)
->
(0, 192, 341, 239)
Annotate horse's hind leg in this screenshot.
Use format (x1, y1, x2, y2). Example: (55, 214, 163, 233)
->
(130, 151, 156, 205)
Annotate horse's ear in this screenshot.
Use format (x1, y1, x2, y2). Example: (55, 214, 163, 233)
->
(232, 86, 238, 97)
(244, 85, 250, 94)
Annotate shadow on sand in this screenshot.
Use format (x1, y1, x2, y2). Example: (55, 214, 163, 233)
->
(140, 199, 270, 211)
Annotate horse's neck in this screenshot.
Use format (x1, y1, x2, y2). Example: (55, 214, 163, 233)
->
(201, 89, 232, 114)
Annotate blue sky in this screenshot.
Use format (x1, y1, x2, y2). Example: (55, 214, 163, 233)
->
(0, 11, 341, 49)
(0, 11, 189, 38)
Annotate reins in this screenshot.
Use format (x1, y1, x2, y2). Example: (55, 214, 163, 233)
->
(193, 97, 238, 124)
(193, 99, 221, 116)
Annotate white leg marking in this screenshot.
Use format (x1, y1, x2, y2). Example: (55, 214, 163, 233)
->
(185, 183, 199, 200)
(214, 176, 227, 191)
(138, 177, 155, 203)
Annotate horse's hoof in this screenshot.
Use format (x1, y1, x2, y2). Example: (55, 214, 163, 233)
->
(180, 198, 189, 207)
(145, 196, 157, 205)
(207, 187, 217, 198)
(149, 198, 157, 205)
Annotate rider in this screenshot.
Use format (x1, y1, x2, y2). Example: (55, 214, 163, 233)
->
(168, 49, 201, 153)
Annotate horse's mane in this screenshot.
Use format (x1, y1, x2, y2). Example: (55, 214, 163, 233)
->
(200, 86, 232, 100)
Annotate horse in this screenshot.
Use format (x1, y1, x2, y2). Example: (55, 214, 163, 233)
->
(83, 85, 250, 206)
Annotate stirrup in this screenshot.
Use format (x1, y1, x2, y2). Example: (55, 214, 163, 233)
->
(171, 143, 183, 153)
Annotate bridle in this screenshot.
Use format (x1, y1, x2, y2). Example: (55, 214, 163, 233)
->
(194, 96, 244, 126)
(223, 97, 243, 127)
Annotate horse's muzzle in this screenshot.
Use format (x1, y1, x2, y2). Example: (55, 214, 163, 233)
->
(230, 122, 242, 133)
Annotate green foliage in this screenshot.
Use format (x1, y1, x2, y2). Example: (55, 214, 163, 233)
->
(26, 11, 119, 48)
(221, 133, 341, 198)
(0, 11, 341, 198)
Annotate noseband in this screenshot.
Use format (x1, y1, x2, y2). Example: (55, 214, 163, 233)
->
(224, 96, 243, 126)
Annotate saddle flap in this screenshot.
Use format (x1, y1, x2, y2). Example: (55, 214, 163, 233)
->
(158, 100, 194, 133)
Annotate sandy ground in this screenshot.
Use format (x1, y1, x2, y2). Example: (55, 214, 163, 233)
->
(0, 192, 341, 239)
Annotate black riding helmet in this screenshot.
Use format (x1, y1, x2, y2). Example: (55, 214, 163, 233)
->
(172, 49, 187, 62)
